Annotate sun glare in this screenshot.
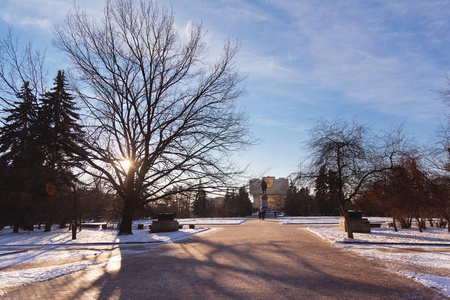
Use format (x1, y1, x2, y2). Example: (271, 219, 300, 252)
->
(119, 159, 133, 172)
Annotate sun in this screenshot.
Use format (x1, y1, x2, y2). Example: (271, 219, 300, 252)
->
(119, 159, 133, 172)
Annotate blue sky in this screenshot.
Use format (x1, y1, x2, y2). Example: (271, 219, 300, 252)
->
(1, 0, 450, 181)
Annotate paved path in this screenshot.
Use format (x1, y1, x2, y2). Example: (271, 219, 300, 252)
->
(3, 219, 442, 299)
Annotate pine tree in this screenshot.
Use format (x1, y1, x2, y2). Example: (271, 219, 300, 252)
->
(314, 166, 341, 216)
(314, 165, 329, 215)
(0, 82, 45, 231)
(236, 186, 252, 217)
(39, 70, 84, 231)
(40, 70, 83, 174)
(192, 187, 208, 217)
(327, 170, 341, 215)
(284, 182, 315, 216)
(284, 182, 301, 216)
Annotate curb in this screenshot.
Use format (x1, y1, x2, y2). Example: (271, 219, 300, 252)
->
(0, 240, 165, 248)
(339, 241, 450, 246)
(0, 250, 28, 256)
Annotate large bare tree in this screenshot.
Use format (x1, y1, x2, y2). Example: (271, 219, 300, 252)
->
(53, 0, 253, 234)
(300, 119, 405, 238)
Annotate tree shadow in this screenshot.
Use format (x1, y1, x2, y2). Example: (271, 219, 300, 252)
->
(371, 229, 450, 243)
(3, 221, 439, 299)
(66, 224, 436, 299)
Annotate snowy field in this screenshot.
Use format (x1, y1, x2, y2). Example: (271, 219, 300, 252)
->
(1, 216, 449, 298)
(281, 217, 450, 298)
(0, 218, 246, 293)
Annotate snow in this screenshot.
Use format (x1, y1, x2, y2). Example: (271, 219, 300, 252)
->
(280, 217, 450, 298)
(280, 216, 390, 225)
(0, 218, 245, 292)
(0, 261, 103, 290)
(1, 216, 449, 298)
(398, 271, 450, 295)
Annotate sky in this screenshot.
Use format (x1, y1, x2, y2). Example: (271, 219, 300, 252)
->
(1, 0, 450, 181)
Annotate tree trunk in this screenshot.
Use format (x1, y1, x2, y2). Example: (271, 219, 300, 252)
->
(118, 193, 138, 235)
(416, 217, 423, 232)
(72, 184, 77, 239)
(393, 216, 398, 232)
(44, 219, 52, 232)
(26, 223, 34, 231)
(72, 221, 77, 239)
(119, 203, 134, 235)
(59, 220, 68, 229)
(44, 196, 54, 232)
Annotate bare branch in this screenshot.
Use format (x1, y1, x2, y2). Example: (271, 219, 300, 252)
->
(54, 0, 255, 234)
(0, 29, 48, 107)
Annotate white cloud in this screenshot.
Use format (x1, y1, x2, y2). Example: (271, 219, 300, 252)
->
(0, 0, 105, 33)
(248, 0, 450, 123)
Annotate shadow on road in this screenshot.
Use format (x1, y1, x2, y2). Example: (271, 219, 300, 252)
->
(4, 219, 440, 299)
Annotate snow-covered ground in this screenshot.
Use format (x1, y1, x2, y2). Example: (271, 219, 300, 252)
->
(280, 216, 391, 225)
(0, 218, 246, 293)
(283, 217, 450, 297)
(1, 216, 449, 298)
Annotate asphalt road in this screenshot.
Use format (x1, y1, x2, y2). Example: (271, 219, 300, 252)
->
(2, 219, 443, 299)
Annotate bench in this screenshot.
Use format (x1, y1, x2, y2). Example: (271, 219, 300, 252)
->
(80, 222, 107, 229)
(179, 224, 196, 229)
(369, 222, 383, 228)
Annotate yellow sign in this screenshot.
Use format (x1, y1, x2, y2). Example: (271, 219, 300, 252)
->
(267, 195, 280, 209)
(264, 177, 274, 188)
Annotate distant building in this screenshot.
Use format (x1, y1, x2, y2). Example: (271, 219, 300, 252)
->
(249, 177, 289, 210)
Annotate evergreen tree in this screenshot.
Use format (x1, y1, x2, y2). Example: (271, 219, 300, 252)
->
(284, 181, 315, 216)
(40, 70, 83, 173)
(314, 165, 329, 215)
(224, 189, 233, 217)
(0, 82, 46, 231)
(223, 187, 252, 217)
(313, 165, 341, 215)
(192, 187, 208, 217)
(39, 70, 84, 231)
(237, 186, 253, 217)
(283, 182, 299, 216)
(327, 170, 341, 215)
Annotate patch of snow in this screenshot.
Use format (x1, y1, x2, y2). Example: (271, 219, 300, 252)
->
(306, 226, 450, 245)
(280, 216, 391, 225)
(399, 271, 450, 297)
(0, 226, 212, 246)
(176, 218, 247, 225)
(0, 221, 225, 291)
(305, 224, 450, 297)
(0, 260, 103, 289)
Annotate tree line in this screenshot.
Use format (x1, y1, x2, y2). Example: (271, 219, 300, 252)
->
(0, 67, 253, 231)
(287, 117, 450, 239)
(0, 71, 84, 232)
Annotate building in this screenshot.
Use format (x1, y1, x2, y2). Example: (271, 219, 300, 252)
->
(249, 177, 289, 211)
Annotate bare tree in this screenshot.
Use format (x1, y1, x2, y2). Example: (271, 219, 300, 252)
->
(0, 29, 47, 108)
(300, 119, 405, 238)
(53, 0, 254, 235)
